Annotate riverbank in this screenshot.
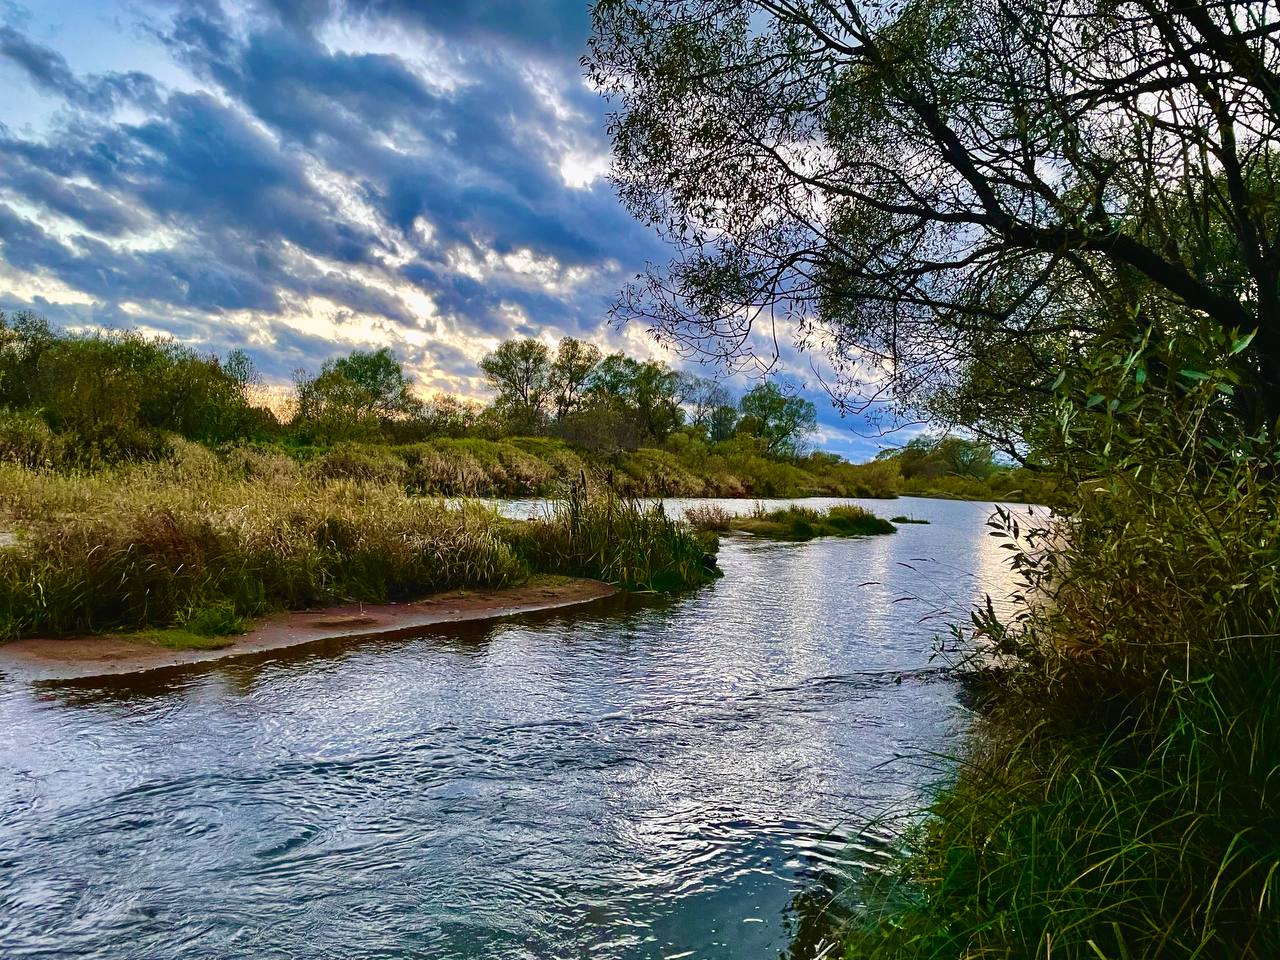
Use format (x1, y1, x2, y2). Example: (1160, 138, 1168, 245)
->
(0, 456, 716, 642)
(0, 577, 617, 681)
(831, 379, 1280, 956)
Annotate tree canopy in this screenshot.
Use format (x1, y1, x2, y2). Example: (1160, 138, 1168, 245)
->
(586, 0, 1280, 442)
(295, 347, 421, 438)
(736, 382, 818, 456)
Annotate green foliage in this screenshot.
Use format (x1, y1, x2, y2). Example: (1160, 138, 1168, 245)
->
(874, 435, 1055, 504)
(587, 352, 685, 444)
(506, 483, 720, 593)
(839, 325, 1280, 958)
(549, 337, 602, 420)
(731, 503, 896, 541)
(480, 338, 555, 432)
(179, 599, 248, 637)
(736, 381, 818, 456)
(293, 347, 421, 441)
(0, 409, 67, 468)
(0, 310, 269, 462)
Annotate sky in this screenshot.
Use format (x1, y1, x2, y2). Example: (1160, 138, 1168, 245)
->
(0, 0, 893, 459)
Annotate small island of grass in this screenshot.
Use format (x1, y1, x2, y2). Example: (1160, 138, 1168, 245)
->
(687, 503, 896, 541)
(890, 515, 930, 524)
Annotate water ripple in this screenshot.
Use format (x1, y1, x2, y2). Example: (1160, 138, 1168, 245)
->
(0, 497, 1032, 959)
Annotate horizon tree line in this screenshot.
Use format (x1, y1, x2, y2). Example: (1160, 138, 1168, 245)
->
(0, 311, 823, 462)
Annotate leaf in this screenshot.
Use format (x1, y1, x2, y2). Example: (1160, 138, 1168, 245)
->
(1230, 330, 1257, 355)
(1180, 369, 1210, 381)
(1087, 393, 1105, 408)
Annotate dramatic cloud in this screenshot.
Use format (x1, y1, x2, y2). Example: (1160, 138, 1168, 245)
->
(0, 0, 888, 456)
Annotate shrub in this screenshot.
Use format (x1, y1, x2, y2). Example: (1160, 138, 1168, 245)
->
(685, 503, 733, 531)
(841, 326, 1280, 958)
(305, 443, 408, 486)
(0, 409, 66, 468)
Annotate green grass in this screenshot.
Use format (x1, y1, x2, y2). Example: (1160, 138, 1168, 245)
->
(129, 627, 241, 651)
(730, 504, 896, 541)
(888, 515, 930, 524)
(505, 484, 721, 592)
(837, 660, 1280, 959)
(829, 388, 1280, 959)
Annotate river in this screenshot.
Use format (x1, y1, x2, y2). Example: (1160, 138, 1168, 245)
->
(0, 497, 1033, 959)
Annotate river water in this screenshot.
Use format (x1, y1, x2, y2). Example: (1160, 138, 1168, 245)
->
(0, 497, 1032, 959)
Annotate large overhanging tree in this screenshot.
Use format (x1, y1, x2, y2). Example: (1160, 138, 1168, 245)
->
(586, 0, 1280, 451)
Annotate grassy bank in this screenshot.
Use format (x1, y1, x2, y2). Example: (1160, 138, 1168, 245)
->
(686, 503, 896, 540)
(0, 446, 718, 641)
(282, 435, 903, 499)
(827, 337, 1280, 958)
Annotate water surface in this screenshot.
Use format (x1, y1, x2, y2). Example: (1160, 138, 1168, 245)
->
(0, 497, 1032, 959)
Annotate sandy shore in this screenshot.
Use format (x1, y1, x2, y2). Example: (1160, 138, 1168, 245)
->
(0, 578, 618, 682)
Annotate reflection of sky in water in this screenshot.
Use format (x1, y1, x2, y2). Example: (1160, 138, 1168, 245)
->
(0, 497, 1035, 959)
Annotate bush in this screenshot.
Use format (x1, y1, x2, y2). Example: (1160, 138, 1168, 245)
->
(0, 409, 67, 468)
(305, 443, 408, 486)
(841, 326, 1280, 958)
(685, 504, 733, 531)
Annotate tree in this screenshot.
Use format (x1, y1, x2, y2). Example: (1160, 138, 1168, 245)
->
(677, 372, 733, 430)
(880, 435, 996, 480)
(736, 381, 817, 456)
(1, 313, 268, 456)
(707, 403, 738, 442)
(548, 337, 601, 421)
(480, 338, 553, 431)
(295, 347, 420, 438)
(326, 348, 419, 420)
(588, 353, 685, 443)
(587, 0, 1280, 437)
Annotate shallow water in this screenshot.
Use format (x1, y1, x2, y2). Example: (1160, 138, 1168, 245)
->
(0, 497, 1034, 959)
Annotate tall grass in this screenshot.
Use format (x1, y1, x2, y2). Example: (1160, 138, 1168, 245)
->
(684, 503, 733, 531)
(0, 450, 719, 639)
(506, 482, 721, 592)
(835, 329, 1280, 958)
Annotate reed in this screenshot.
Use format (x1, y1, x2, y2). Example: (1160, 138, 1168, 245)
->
(506, 482, 720, 592)
(831, 333, 1280, 958)
(684, 503, 733, 532)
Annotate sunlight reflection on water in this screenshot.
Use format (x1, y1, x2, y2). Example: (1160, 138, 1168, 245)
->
(0, 497, 1039, 959)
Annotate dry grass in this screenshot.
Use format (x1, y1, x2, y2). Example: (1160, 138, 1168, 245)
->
(0, 448, 718, 639)
(684, 503, 734, 531)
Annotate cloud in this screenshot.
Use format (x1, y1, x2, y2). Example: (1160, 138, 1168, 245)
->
(0, 25, 161, 112)
(0, 0, 881, 458)
(253, 0, 591, 59)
